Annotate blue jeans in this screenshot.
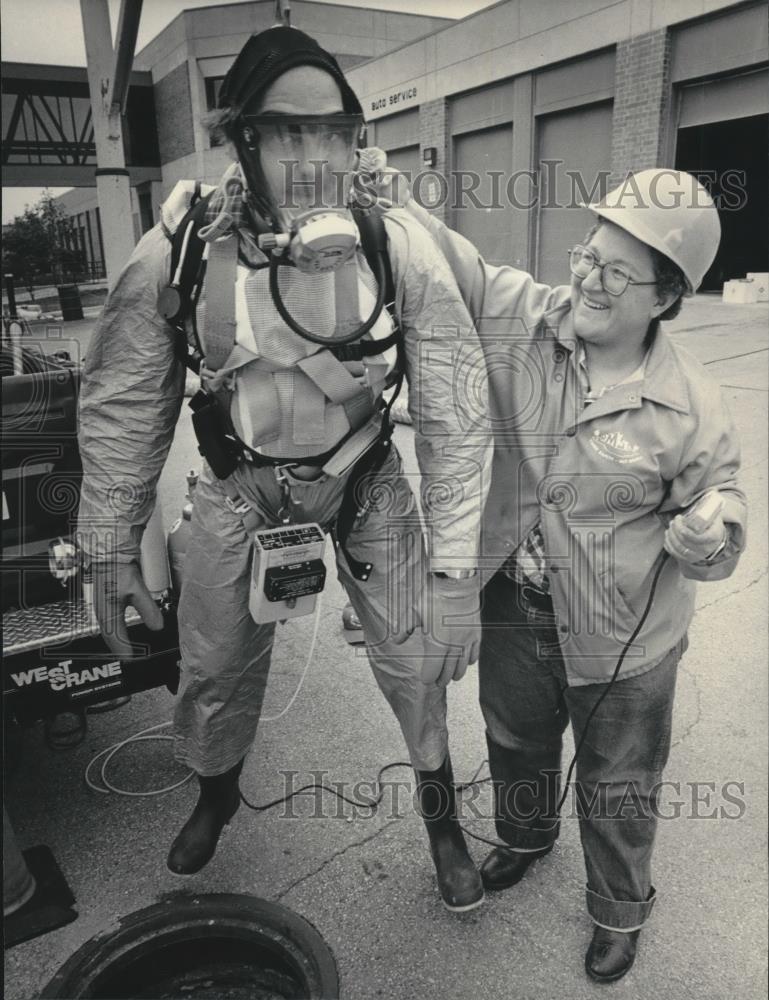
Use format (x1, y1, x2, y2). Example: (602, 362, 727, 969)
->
(479, 571, 686, 930)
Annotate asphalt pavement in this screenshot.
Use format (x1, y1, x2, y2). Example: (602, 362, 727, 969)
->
(4, 294, 768, 999)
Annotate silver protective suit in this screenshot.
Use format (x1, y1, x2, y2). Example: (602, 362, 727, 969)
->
(77, 175, 492, 773)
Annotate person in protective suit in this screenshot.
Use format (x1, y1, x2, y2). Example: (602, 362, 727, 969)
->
(374, 163, 747, 979)
(76, 26, 492, 911)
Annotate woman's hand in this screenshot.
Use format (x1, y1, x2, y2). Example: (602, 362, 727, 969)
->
(664, 512, 727, 563)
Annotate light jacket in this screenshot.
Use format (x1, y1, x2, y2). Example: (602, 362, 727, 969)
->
(407, 201, 747, 684)
(77, 177, 492, 574)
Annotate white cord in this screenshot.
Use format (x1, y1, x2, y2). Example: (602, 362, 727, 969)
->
(84, 721, 193, 796)
(84, 593, 325, 795)
(261, 590, 323, 722)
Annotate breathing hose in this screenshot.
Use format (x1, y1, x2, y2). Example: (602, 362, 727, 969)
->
(267, 250, 388, 345)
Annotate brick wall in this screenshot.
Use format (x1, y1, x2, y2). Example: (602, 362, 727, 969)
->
(610, 28, 672, 184)
(155, 63, 195, 166)
(419, 98, 449, 222)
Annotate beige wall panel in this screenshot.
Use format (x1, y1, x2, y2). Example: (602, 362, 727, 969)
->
(376, 109, 421, 150)
(534, 49, 615, 112)
(451, 80, 516, 133)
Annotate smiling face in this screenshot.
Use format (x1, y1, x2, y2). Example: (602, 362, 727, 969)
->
(246, 65, 355, 224)
(570, 221, 672, 354)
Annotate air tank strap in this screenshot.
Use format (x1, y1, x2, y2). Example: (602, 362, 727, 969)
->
(200, 235, 239, 372)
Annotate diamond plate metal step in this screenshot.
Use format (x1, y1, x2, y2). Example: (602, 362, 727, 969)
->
(3, 599, 140, 656)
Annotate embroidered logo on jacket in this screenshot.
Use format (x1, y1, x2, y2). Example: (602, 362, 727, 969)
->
(589, 427, 643, 465)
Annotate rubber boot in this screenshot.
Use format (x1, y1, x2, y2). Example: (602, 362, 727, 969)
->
(167, 759, 244, 875)
(415, 756, 484, 912)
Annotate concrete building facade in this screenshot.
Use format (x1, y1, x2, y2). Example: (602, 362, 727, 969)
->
(349, 0, 767, 286)
(54, 0, 767, 287)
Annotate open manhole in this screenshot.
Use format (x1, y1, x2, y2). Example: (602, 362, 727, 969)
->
(41, 893, 339, 999)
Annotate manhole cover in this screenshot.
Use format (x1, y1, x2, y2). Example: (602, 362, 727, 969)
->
(41, 894, 339, 999)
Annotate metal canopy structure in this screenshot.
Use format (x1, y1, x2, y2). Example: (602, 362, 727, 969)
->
(1, 62, 160, 188)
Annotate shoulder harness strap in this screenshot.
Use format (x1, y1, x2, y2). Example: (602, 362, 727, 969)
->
(159, 186, 214, 372)
(163, 196, 403, 381)
(331, 207, 401, 363)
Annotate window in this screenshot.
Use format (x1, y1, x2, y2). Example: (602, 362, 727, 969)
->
(205, 76, 225, 112)
(204, 76, 226, 146)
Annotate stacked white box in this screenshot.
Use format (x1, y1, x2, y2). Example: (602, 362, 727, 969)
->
(722, 279, 760, 304)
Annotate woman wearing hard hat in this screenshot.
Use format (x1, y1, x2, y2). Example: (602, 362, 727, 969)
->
(383, 167, 747, 982)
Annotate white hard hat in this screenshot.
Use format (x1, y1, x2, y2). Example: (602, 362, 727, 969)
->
(587, 169, 721, 294)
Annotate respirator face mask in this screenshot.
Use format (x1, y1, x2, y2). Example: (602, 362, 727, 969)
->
(238, 109, 386, 346)
(240, 113, 364, 272)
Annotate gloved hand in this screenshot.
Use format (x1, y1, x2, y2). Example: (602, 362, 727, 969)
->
(354, 148, 412, 207)
(420, 573, 481, 687)
(92, 560, 164, 660)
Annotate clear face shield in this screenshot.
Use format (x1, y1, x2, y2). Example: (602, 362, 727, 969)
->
(240, 113, 364, 229)
(238, 111, 388, 346)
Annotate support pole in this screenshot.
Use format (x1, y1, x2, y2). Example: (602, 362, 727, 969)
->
(109, 0, 144, 115)
(80, 0, 139, 287)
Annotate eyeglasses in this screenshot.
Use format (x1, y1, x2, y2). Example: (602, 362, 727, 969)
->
(567, 245, 657, 297)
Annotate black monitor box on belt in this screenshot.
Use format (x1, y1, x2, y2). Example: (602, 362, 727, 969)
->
(249, 524, 326, 623)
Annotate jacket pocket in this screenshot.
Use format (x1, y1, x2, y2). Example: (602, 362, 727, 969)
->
(598, 568, 639, 628)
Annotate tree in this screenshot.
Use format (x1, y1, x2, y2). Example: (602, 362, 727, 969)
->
(2, 207, 48, 300)
(2, 191, 85, 298)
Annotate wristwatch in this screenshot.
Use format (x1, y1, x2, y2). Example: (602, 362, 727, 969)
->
(433, 570, 477, 580)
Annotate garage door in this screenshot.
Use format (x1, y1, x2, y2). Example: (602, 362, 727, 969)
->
(535, 102, 612, 286)
(386, 145, 421, 180)
(452, 123, 513, 265)
(372, 108, 421, 189)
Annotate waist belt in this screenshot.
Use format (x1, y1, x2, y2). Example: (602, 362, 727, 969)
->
(189, 388, 381, 478)
(218, 407, 394, 584)
(240, 410, 384, 477)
